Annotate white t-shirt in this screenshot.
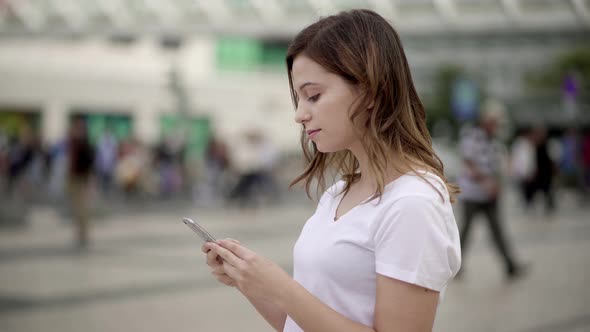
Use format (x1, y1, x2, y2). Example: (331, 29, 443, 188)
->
(283, 172, 462, 332)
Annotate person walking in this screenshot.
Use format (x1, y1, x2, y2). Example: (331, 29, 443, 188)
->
(457, 110, 527, 280)
(67, 118, 95, 249)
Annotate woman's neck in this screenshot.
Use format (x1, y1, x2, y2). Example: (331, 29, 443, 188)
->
(348, 143, 409, 191)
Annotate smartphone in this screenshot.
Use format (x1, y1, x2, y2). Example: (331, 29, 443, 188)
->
(182, 218, 216, 242)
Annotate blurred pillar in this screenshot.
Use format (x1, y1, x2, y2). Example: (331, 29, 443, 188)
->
(43, 101, 67, 144)
(135, 103, 158, 145)
(179, 37, 216, 80)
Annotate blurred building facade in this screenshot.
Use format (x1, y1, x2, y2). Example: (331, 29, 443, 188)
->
(0, 0, 589, 155)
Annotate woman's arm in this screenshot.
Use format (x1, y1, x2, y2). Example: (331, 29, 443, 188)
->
(244, 292, 287, 331)
(276, 277, 375, 332)
(373, 275, 439, 332)
(208, 240, 440, 332)
(277, 274, 438, 332)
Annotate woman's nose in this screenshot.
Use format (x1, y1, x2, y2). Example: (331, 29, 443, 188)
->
(294, 106, 311, 124)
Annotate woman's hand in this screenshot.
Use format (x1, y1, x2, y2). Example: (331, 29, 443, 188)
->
(201, 238, 240, 287)
(203, 239, 293, 303)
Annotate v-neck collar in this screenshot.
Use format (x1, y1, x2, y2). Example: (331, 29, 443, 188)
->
(329, 170, 433, 223)
(331, 191, 372, 223)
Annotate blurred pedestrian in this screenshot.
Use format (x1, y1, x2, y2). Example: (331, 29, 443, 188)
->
(196, 135, 230, 204)
(95, 128, 118, 196)
(581, 128, 590, 198)
(116, 138, 147, 199)
(510, 128, 537, 207)
(47, 138, 68, 202)
(0, 130, 8, 187)
(528, 126, 558, 213)
(256, 131, 282, 203)
(559, 127, 581, 193)
(155, 135, 185, 198)
(5, 126, 35, 196)
(201, 10, 461, 332)
(67, 118, 95, 249)
(457, 109, 526, 280)
(227, 130, 265, 207)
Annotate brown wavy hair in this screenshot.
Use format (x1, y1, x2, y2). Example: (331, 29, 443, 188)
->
(286, 9, 459, 203)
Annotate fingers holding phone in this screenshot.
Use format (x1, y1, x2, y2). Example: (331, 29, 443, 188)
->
(203, 238, 241, 288)
(182, 217, 241, 288)
(205, 238, 241, 264)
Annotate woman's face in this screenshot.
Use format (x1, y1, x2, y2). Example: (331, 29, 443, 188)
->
(292, 55, 362, 153)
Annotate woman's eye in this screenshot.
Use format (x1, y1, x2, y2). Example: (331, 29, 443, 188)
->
(308, 94, 320, 102)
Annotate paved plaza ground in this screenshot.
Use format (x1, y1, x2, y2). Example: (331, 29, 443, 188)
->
(0, 189, 589, 332)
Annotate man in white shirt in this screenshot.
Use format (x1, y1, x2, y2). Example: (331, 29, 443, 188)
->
(457, 111, 526, 280)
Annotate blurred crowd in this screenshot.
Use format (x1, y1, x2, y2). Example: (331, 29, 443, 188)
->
(0, 118, 285, 226)
(2, 120, 590, 212)
(2, 111, 590, 250)
(510, 125, 590, 211)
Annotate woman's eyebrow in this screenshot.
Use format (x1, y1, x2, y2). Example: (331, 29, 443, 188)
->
(298, 82, 319, 91)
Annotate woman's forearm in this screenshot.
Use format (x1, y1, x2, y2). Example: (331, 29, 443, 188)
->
(277, 279, 375, 332)
(244, 292, 287, 331)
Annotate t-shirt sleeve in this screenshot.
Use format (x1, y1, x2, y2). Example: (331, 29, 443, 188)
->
(372, 195, 461, 291)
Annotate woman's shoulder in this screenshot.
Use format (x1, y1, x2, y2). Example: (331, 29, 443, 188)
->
(374, 172, 455, 232)
(382, 171, 449, 205)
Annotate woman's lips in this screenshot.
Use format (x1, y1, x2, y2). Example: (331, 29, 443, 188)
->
(307, 129, 321, 138)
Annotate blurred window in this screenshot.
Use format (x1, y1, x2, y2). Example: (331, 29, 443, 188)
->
(160, 115, 211, 161)
(216, 37, 262, 71)
(70, 112, 132, 144)
(216, 38, 289, 72)
(260, 40, 289, 69)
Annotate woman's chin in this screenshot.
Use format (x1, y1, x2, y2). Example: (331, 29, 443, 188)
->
(315, 143, 342, 154)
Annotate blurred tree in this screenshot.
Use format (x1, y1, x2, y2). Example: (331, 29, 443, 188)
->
(426, 65, 470, 140)
(525, 47, 590, 96)
(426, 65, 461, 128)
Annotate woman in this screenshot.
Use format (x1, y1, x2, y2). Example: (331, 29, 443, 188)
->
(202, 9, 461, 332)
